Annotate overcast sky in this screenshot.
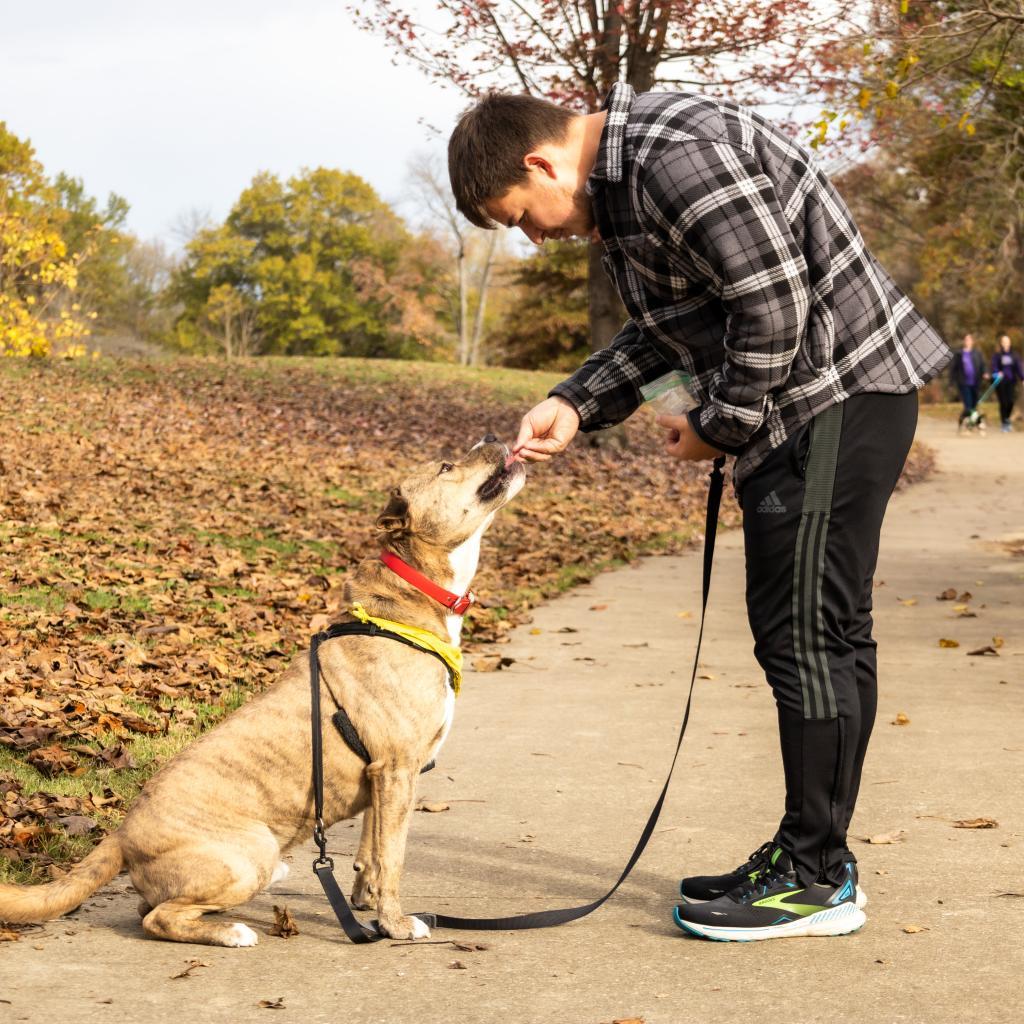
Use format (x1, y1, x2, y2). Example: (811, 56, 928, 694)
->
(1, 0, 468, 245)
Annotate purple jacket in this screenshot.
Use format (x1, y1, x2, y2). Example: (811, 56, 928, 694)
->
(992, 349, 1024, 385)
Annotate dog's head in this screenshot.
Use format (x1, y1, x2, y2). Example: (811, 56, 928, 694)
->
(376, 436, 525, 550)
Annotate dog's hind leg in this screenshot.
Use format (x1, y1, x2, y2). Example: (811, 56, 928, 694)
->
(366, 760, 426, 940)
(143, 899, 260, 947)
(352, 807, 377, 911)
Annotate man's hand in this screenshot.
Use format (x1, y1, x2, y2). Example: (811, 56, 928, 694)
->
(514, 396, 581, 462)
(655, 414, 723, 462)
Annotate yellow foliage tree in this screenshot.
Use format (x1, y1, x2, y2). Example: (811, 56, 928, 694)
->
(0, 122, 93, 357)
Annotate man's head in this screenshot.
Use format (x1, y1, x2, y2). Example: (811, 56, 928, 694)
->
(963, 334, 975, 349)
(447, 93, 599, 244)
(999, 334, 1012, 351)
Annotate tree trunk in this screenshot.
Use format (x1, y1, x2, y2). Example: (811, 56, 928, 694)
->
(457, 244, 469, 365)
(469, 231, 498, 366)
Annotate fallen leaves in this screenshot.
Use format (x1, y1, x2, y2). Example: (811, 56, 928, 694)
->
(170, 959, 208, 979)
(892, 712, 910, 726)
(472, 655, 515, 672)
(967, 646, 999, 657)
(258, 998, 286, 1010)
(937, 638, 960, 648)
(863, 830, 906, 844)
(902, 924, 928, 934)
(268, 904, 299, 938)
(415, 801, 450, 813)
(953, 817, 998, 829)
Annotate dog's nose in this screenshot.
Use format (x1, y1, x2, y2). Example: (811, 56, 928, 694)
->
(481, 433, 498, 444)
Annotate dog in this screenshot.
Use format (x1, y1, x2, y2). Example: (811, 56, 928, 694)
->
(0, 436, 525, 945)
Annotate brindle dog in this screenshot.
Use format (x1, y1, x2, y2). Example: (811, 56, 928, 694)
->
(0, 438, 525, 945)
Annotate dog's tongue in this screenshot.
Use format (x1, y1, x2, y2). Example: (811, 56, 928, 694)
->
(505, 447, 523, 469)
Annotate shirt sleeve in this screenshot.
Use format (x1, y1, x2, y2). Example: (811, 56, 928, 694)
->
(639, 140, 813, 452)
(549, 317, 674, 431)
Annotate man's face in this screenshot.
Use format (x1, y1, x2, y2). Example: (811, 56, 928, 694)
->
(484, 158, 597, 245)
(964, 335, 974, 349)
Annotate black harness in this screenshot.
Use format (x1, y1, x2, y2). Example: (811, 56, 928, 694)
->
(309, 457, 725, 943)
(316, 619, 448, 775)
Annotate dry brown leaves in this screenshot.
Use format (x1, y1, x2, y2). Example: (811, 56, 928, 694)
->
(0, 359, 935, 872)
(269, 904, 299, 938)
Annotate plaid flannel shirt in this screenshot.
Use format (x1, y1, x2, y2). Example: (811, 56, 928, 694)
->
(550, 84, 950, 484)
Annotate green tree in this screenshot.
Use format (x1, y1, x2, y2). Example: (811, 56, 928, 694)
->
(491, 240, 590, 370)
(824, 2, 1024, 347)
(173, 168, 450, 357)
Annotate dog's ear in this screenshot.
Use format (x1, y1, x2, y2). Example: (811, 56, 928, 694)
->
(376, 489, 410, 534)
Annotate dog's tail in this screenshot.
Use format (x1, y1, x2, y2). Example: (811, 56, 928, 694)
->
(0, 835, 123, 923)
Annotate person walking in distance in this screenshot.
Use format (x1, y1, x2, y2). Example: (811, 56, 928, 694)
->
(950, 334, 987, 431)
(991, 334, 1024, 432)
(448, 86, 949, 941)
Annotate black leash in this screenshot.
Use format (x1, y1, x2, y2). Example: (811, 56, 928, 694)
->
(310, 456, 726, 942)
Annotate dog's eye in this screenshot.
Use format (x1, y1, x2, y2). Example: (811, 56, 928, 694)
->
(439, 462, 454, 474)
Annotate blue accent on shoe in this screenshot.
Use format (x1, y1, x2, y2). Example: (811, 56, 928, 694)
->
(832, 879, 855, 904)
(673, 905, 729, 941)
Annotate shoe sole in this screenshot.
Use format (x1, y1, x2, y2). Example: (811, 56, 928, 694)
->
(672, 901, 866, 942)
(680, 885, 868, 910)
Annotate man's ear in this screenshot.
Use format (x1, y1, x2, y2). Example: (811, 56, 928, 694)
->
(376, 489, 410, 534)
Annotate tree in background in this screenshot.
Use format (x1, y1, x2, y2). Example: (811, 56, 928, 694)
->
(0, 123, 94, 357)
(356, 0, 861, 351)
(824, 1, 1024, 346)
(406, 152, 504, 365)
(172, 168, 452, 358)
(491, 239, 590, 370)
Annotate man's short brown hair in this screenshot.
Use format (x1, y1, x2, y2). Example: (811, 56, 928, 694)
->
(447, 93, 575, 229)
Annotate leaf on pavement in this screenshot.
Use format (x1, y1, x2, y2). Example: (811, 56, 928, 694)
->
(953, 817, 998, 829)
(416, 802, 450, 813)
(937, 638, 959, 648)
(936, 588, 958, 601)
(269, 905, 299, 938)
(967, 645, 999, 657)
(865, 831, 906, 844)
(891, 712, 910, 726)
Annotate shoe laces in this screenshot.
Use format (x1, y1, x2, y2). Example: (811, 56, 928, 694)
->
(733, 863, 791, 903)
(739, 841, 775, 874)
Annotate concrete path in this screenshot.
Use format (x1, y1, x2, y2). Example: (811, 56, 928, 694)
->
(2, 415, 1022, 1024)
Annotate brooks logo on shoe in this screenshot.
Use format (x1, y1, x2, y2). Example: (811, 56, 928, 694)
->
(756, 491, 787, 514)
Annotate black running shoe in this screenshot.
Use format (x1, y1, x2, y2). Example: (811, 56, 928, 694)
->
(679, 842, 867, 909)
(678, 841, 782, 903)
(673, 849, 866, 942)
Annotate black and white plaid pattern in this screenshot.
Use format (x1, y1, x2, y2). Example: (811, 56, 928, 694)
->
(550, 84, 950, 483)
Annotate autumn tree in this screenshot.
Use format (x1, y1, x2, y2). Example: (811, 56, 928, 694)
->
(356, 0, 861, 350)
(490, 239, 591, 369)
(0, 124, 93, 357)
(172, 168, 452, 358)
(823, 1, 1024, 348)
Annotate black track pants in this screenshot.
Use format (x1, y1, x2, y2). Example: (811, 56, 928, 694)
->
(740, 391, 918, 887)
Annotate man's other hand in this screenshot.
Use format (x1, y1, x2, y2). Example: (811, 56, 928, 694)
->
(514, 397, 581, 462)
(655, 414, 723, 461)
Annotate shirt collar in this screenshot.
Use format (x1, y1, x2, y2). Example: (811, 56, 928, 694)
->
(586, 82, 636, 193)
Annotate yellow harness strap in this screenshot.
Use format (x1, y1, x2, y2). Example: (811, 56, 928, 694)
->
(350, 602, 464, 696)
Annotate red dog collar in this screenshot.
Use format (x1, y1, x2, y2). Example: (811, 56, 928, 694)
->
(379, 551, 475, 615)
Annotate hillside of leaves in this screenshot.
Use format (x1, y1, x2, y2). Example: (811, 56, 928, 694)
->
(0, 357, 934, 879)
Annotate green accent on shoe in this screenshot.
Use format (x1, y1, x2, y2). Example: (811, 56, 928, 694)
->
(750, 889, 823, 917)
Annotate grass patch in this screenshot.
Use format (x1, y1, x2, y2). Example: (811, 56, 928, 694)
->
(0, 586, 66, 614)
(0, 687, 252, 885)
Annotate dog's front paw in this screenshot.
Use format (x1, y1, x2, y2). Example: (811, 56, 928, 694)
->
(379, 914, 431, 941)
(351, 865, 377, 911)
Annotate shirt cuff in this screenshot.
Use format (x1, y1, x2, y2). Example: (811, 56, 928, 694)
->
(687, 406, 747, 456)
(548, 382, 602, 433)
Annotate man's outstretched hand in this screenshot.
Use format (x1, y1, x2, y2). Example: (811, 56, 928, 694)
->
(655, 414, 723, 462)
(513, 396, 581, 463)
